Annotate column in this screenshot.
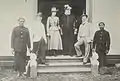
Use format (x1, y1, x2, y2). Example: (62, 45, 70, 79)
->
(86, 0, 93, 23)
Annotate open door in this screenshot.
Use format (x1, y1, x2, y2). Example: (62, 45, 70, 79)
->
(37, 0, 86, 26)
(37, 0, 86, 56)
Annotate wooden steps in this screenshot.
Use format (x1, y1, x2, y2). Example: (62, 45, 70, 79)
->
(37, 55, 91, 73)
(0, 55, 91, 73)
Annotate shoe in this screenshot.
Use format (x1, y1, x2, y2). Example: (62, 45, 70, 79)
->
(83, 62, 87, 65)
(17, 72, 23, 77)
(17, 73, 20, 77)
(41, 62, 46, 64)
(76, 55, 82, 57)
(21, 73, 27, 78)
(41, 62, 45, 64)
(23, 73, 29, 77)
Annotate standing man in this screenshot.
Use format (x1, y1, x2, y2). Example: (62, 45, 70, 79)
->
(60, 4, 76, 56)
(93, 22, 110, 71)
(11, 17, 31, 77)
(74, 14, 93, 64)
(31, 12, 47, 64)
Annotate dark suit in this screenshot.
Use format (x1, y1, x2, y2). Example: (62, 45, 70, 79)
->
(93, 30, 110, 68)
(60, 14, 76, 55)
(11, 26, 31, 73)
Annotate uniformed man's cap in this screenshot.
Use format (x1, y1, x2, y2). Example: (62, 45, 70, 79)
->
(99, 22, 105, 26)
(18, 17, 25, 22)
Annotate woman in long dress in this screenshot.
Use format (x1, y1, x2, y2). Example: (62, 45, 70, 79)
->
(47, 7, 63, 55)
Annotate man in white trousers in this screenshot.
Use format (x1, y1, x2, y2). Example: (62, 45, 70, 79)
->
(74, 14, 93, 64)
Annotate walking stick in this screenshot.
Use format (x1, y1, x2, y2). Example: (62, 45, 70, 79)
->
(47, 35, 50, 55)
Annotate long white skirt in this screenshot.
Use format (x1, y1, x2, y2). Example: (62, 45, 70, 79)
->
(48, 29, 63, 50)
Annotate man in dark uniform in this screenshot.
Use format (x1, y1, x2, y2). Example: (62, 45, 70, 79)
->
(11, 17, 31, 77)
(60, 4, 76, 56)
(93, 22, 110, 71)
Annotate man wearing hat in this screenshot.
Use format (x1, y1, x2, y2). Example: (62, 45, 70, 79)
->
(11, 17, 31, 77)
(31, 12, 47, 64)
(60, 4, 76, 56)
(93, 22, 111, 72)
(74, 14, 93, 64)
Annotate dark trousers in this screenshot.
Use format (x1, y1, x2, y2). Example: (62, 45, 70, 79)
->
(97, 50, 107, 70)
(32, 38, 47, 64)
(14, 51, 27, 73)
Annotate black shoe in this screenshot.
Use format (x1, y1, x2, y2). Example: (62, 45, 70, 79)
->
(76, 55, 82, 57)
(41, 62, 45, 64)
(83, 62, 87, 65)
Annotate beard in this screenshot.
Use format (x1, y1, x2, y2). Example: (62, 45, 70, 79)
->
(100, 27, 104, 30)
(64, 10, 71, 15)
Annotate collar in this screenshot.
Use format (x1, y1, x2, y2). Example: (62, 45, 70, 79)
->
(82, 22, 88, 25)
(19, 26, 24, 28)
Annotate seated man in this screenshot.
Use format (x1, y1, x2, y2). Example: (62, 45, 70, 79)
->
(74, 14, 93, 64)
(31, 12, 47, 64)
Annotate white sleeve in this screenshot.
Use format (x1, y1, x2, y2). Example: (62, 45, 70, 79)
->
(89, 23, 94, 41)
(77, 25, 81, 41)
(46, 17, 50, 34)
(29, 27, 34, 50)
(42, 25, 47, 43)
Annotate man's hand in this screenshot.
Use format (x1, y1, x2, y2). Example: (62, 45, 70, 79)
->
(74, 28, 77, 35)
(44, 38, 47, 44)
(28, 48, 32, 53)
(59, 29, 63, 35)
(92, 48, 96, 53)
(106, 50, 109, 54)
(47, 33, 50, 37)
(11, 48, 15, 55)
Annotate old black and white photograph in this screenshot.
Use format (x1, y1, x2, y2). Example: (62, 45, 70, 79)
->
(0, 0, 120, 81)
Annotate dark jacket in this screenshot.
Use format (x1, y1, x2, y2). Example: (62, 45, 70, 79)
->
(11, 26, 31, 52)
(60, 14, 76, 36)
(93, 30, 110, 52)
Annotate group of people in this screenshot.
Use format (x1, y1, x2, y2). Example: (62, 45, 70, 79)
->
(11, 4, 111, 77)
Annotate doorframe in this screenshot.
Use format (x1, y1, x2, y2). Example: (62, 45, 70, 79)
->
(86, 0, 93, 23)
(34, 0, 93, 22)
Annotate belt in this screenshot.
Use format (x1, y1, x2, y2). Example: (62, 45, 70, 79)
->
(80, 36, 86, 38)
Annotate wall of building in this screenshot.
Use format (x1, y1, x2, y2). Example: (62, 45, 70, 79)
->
(0, 0, 37, 56)
(92, 0, 120, 54)
(0, 0, 120, 56)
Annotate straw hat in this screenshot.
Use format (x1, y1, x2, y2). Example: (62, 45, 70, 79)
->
(51, 7, 58, 12)
(18, 17, 25, 22)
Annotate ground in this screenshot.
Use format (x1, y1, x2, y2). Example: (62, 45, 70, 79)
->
(0, 67, 120, 81)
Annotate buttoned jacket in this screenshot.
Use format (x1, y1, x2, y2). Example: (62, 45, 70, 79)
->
(93, 30, 110, 52)
(11, 26, 31, 52)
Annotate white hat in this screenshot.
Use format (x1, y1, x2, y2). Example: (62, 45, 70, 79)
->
(51, 7, 58, 12)
(36, 12, 42, 17)
(64, 4, 72, 10)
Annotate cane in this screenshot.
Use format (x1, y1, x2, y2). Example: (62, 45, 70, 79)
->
(47, 35, 50, 55)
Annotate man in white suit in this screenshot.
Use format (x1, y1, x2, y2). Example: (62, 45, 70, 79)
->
(74, 14, 93, 64)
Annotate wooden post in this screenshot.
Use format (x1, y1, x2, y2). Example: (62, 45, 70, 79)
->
(90, 52, 99, 76)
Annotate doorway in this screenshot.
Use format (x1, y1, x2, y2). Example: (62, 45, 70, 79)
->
(37, 0, 86, 56)
(37, 0, 86, 25)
